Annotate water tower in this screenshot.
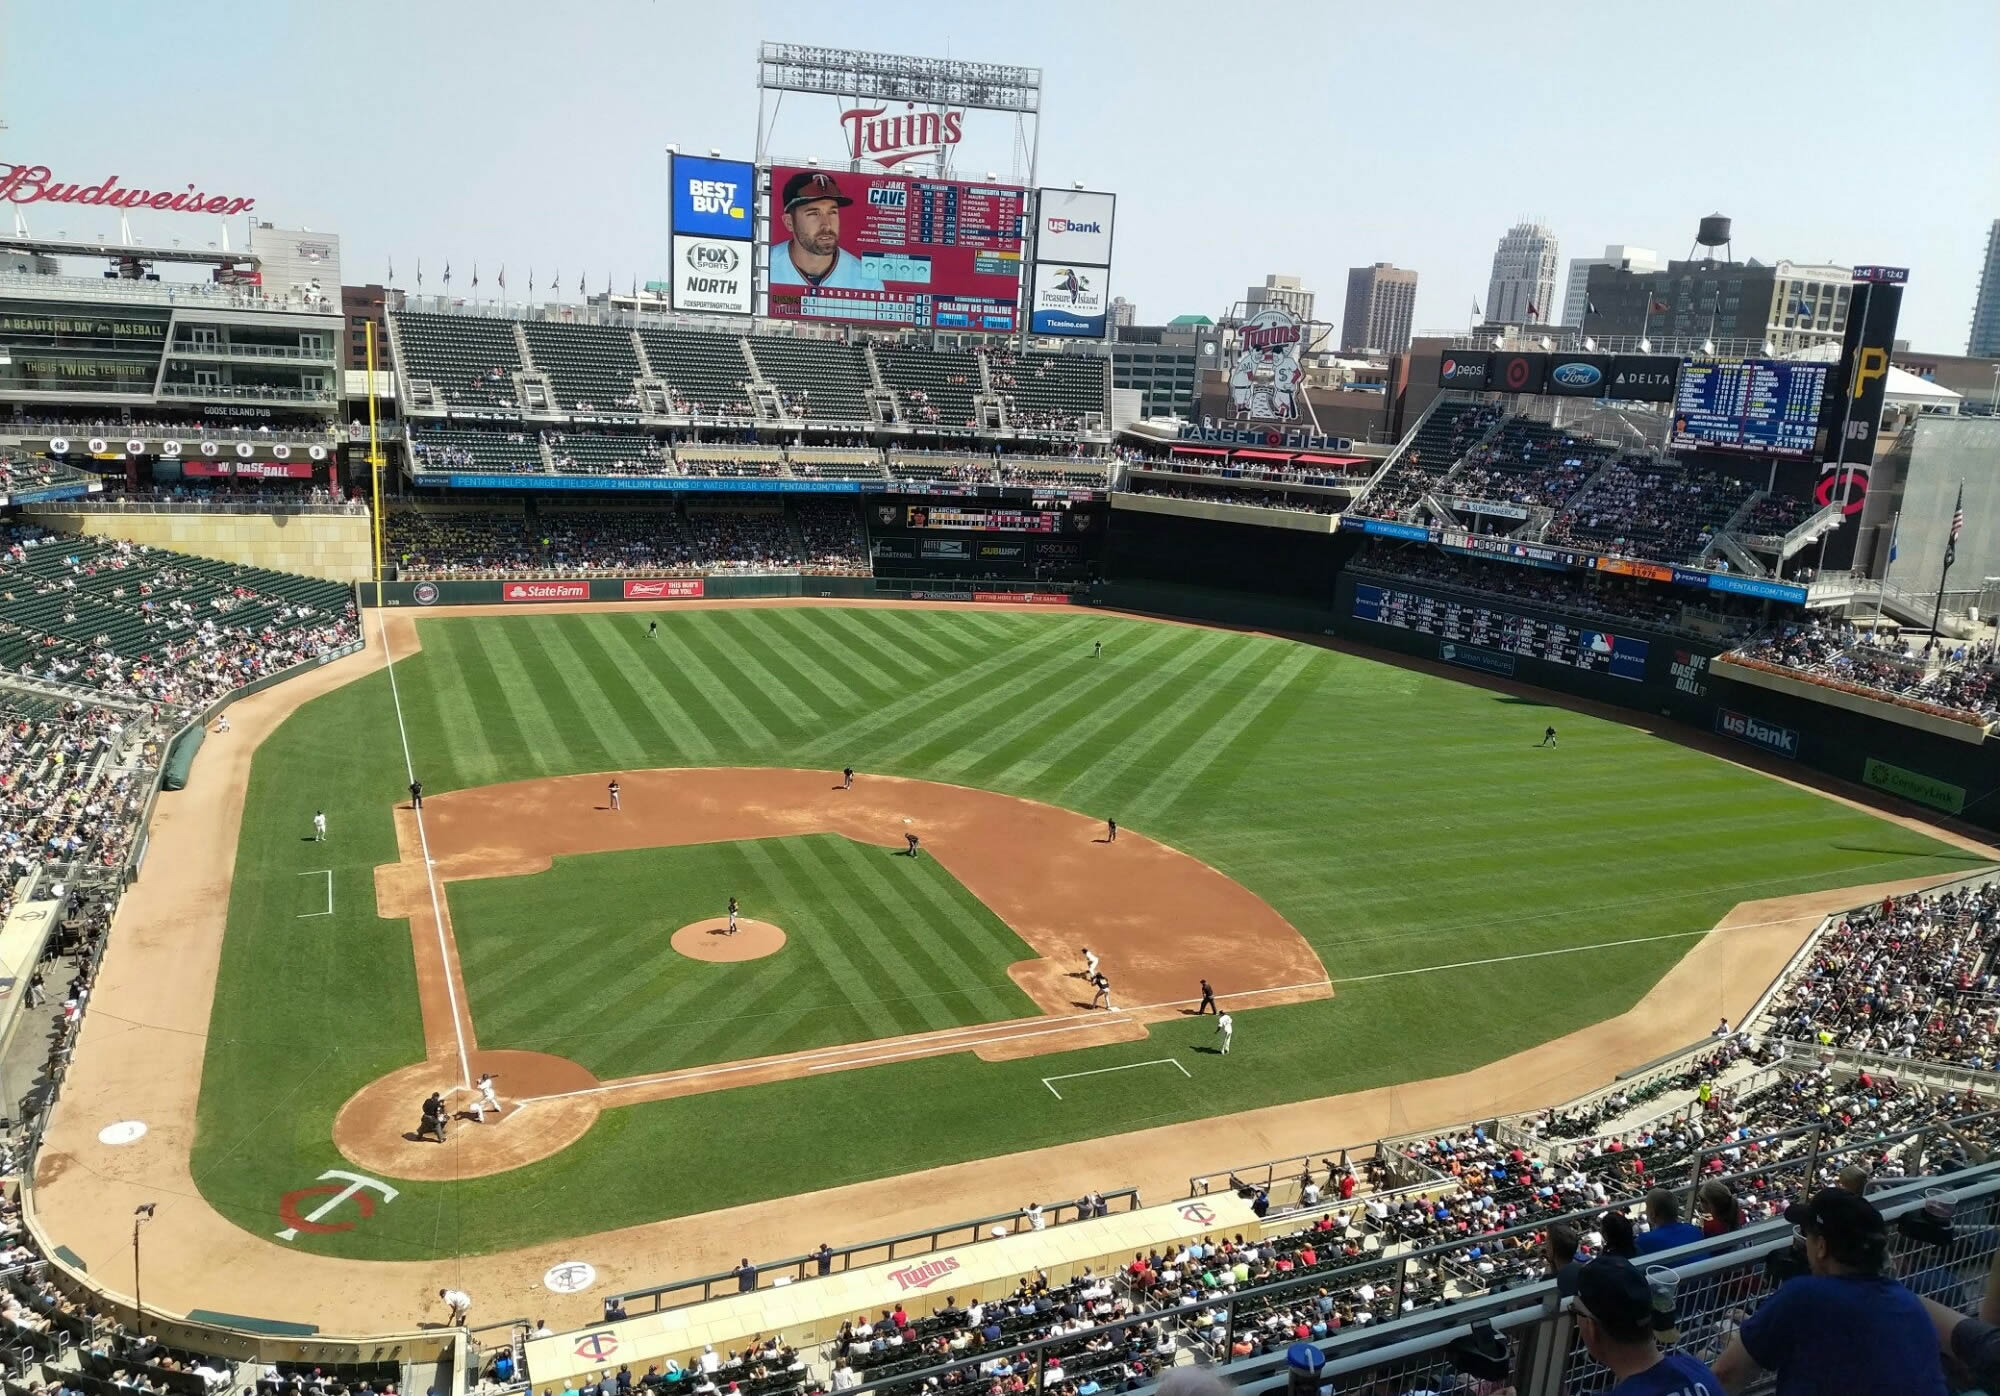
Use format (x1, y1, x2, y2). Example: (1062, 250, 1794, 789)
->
(1689, 213, 1733, 264)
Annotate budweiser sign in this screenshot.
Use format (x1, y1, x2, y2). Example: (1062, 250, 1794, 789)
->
(623, 579, 704, 600)
(502, 581, 589, 603)
(888, 1257, 960, 1293)
(0, 163, 255, 215)
(838, 104, 964, 168)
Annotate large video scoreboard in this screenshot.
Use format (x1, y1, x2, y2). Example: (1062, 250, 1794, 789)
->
(1671, 358, 1828, 457)
(766, 166, 1024, 332)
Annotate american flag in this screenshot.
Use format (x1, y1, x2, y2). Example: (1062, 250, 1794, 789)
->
(1945, 481, 1964, 570)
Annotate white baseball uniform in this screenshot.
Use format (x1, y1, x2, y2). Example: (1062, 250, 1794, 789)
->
(475, 1075, 500, 1120)
(1084, 950, 1100, 977)
(1217, 1013, 1234, 1055)
(312, 813, 327, 841)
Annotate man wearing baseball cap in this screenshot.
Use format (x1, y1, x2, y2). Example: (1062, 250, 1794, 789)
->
(770, 171, 884, 293)
(1571, 1257, 1721, 1394)
(1712, 1188, 1944, 1394)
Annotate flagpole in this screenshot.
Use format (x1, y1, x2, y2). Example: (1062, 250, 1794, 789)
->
(1932, 480, 1964, 646)
(1875, 508, 1901, 635)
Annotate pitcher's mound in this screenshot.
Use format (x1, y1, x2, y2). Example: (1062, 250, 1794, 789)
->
(672, 918, 787, 962)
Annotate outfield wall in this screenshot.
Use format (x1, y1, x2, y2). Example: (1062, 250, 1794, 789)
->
(1324, 571, 2000, 833)
(22, 506, 374, 582)
(365, 576, 1078, 607)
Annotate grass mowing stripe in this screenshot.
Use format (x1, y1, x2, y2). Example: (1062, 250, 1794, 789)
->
(763, 609, 905, 697)
(431, 620, 539, 779)
(408, 626, 502, 788)
(1053, 634, 1284, 808)
(682, 611, 829, 728)
(526, 616, 653, 769)
(826, 837, 1022, 1021)
(649, 622, 777, 749)
(928, 622, 1185, 780)
(578, 615, 714, 763)
(864, 620, 1105, 767)
(809, 620, 1091, 758)
(737, 839, 928, 1038)
(778, 837, 961, 1034)
(469, 618, 581, 774)
(568, 616, 703, 764)
(811, 609, 941, 687)
(1131, 645, 1327, 820)
(671, 619, 809, 741)
(848, 607, 984, 670)
(974, 628, 1237, 790)
(862, 847, 1035, 1010)
(718, 610, 867, 710)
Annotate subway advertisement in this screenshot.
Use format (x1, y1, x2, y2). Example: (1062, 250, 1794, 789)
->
(765, 165, 1025, 331)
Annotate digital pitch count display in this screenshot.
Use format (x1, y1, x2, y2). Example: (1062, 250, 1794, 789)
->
(1671, 358, 1828, 457)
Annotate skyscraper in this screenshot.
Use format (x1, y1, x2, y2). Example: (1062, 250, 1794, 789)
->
(1561, 246, 1661, 328)
(1109, 296, 1137, 330)
(1969, 220, 2000, 358)
(1485, 222, 1559, 326)
(1340, 264, 1419, 354)
(1245, 274, 1314, 324)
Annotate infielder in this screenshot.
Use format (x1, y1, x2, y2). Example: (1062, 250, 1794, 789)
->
(312, 810, 327, 842)
(905, 832, 921, 858)
(727, 896, 739, 934)
(472, 1072, 501, 1123)
(1081, 947, 1100, 980)
(1090, 971, 1112, 1011)
(842, 766, 854, 789)
(1106, 818, 1117, 843)
(1216, 1012, 1234, 1054)
(608, 778, 621, 811)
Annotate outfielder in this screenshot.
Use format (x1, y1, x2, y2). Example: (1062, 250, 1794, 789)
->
(312, 810, 327, 842)
(472, 1072, 502, 1122)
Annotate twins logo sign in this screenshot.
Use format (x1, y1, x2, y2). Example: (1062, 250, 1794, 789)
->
(1229, 308, 1304, 420)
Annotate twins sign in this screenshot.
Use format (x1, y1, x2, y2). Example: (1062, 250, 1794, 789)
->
(670, 154, 755, 241)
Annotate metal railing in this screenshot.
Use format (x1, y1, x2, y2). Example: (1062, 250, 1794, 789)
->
(4, 422, 342, 444)
(170, 341, 334, 363)
(158, 382, 337, 404)
(609, 1190, 1142, 1316)
(41, 497, 365, 516)
(0, 270, 337, 316)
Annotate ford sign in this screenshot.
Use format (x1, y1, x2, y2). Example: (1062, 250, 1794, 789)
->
(1551, 362, 1602, 388)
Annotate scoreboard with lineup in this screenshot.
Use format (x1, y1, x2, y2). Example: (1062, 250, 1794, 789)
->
(1670, 358, 1828, 457)
(766, 166, 1024, 332)
(1351, 583, 1650, 680)
(903, 505, 1059, 533)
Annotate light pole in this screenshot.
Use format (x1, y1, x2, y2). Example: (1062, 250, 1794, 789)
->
(132, 1203, 156, 1337)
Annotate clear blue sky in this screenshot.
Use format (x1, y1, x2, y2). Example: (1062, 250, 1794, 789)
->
(7, 0, 1996, 351)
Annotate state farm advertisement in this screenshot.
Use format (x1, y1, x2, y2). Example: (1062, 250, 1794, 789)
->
(623, 579, 704, 600)
(765, 165, 1024, 332)
(502, 581, 589, 603)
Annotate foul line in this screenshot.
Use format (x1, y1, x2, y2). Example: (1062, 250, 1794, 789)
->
(1330, 929, 1711, 985)
(376, 610, 472, 1089)
(1043, 1058, 1191, 1100)
(295, 869, 333, 918)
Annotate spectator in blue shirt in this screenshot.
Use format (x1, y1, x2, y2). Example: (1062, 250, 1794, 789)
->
(1572, 1257, 1722, 1395)
(1713, 1189, 1945, 1394)
(1634, 1189, 1704, 1256)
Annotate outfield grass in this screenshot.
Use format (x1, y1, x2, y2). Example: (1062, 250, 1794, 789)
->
(451, 835, 1039, 1078)
(191, 606, 1985, 1258)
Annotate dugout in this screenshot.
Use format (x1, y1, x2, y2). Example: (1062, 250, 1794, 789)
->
(523, 1192, 1261, 1386)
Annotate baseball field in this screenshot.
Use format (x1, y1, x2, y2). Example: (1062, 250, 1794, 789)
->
(161, 600, 1988, 1268)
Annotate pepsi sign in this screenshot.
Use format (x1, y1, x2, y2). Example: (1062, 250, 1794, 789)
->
(669, 154, 754, 241)
(1436, 351, 1490, 387)
(1546, 355, 1611, 397)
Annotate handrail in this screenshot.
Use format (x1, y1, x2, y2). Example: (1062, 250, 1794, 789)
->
(609, 1189, 1142, 1316)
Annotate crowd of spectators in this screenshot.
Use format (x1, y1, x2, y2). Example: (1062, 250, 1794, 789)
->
(1546, 458, 1756, 566)
(687, 510, 801, 571)
(1728, 615, 2000, 725)
(795, 504, 869, 574)
(1120, 450, 1368, 491)
(0, 701, 145, 897)
(541, 512, 698, 573)
(1739, 491, 1820, 538)
(1443, 421, 1614, 511)
(1355, 402, 1503, 521)
(1767, 879, 2000, 1066)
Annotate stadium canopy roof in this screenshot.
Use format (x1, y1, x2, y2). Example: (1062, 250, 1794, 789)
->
(1167, 315, 1214, 327)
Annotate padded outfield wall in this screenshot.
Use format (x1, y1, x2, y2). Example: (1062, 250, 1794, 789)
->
(1096, 506, 2000, 834)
